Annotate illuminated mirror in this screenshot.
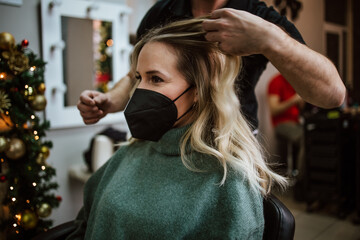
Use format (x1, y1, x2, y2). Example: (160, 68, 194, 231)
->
(61, 17, 114, 106)
(41, 0, 131, 128)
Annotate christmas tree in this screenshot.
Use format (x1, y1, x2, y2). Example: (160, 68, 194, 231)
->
(94, 21, 113, 93)
(0, 32, 60, 239)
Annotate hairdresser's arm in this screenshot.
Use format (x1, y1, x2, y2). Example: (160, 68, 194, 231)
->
(202, 8, 346, 108)
(77, 73, 135, 124)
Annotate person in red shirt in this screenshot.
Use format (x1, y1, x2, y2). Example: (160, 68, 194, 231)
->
(268, 73, 304, 178)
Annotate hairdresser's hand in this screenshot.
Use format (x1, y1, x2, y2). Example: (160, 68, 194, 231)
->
(292, 94, 306, 108)
(77, 90, 113, 124)
(202, 8, 276, 56)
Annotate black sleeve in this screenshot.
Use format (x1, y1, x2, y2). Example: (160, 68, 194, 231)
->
(248, 0, 305, 44)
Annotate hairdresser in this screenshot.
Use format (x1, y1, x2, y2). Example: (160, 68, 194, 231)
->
(77, 0, 345, 131)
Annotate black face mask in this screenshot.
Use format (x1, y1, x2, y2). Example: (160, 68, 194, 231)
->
(124, 86, 193, 141)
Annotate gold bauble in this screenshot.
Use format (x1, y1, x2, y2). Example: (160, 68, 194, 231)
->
(37, 83, 46, 94)
(5, 138, 26, 160)
(0, 136, 9, 152)
(40, 145, 50, 159)
(36, 203, 52, 218)
(0, 32, 15, 50)
(36, 153, 46, 165)
(20, 209, 38, 230)
(29, 94, 47, 111)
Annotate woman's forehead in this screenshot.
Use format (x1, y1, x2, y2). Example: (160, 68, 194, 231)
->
(137, 42, 180, 74)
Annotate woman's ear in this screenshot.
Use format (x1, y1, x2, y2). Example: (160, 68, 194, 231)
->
(193, 87, 198, 103)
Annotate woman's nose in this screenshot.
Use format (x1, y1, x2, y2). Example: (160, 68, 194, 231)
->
(137, 80, 146, 89)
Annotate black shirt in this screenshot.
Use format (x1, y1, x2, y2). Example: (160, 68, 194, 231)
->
(136, 0, 305, 129)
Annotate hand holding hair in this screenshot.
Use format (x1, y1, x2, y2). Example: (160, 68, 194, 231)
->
(202, 8, 275, 56)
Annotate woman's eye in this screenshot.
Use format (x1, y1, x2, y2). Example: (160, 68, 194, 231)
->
(135, 74, 142, 81)
(150, 76, 163, 83)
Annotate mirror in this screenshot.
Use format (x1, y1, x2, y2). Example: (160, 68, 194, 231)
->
(41, 0, 131, 128)
(61, 17, 114, 106)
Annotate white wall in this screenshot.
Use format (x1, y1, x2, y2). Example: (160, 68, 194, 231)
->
(0, 0, 41, 54)
(256, 0, 325, 158)
(0, 0, 326, 226)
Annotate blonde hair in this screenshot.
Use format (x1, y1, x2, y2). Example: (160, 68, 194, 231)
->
(131, 18, 287, 195)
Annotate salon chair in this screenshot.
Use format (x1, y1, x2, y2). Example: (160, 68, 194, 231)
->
(263, 194, 295, 239)
(32, 194, 295, 240)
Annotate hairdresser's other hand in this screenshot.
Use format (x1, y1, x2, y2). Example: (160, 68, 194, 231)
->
(202, 8, 276, 56)
(77, 90, 113, 124)
(292, 94, 306, 108)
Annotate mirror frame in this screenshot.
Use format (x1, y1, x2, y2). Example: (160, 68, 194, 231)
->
(41, 0, 131, 129)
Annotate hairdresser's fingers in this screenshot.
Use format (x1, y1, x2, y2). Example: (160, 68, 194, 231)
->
(78, 105, 104, 124)
(82, 117, 101, 125)
(202, 19, 219, 32)
(204, 31, 222, 43)
(78, 90, 108, 125)
(203, 8, 237, 32)
(204, 8, 274, 56)
(77, 101, 100, 114)
(209, 8, 228, 19)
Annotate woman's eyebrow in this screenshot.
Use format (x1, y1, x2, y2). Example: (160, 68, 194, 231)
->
(145, 70, 170, 79)
(146, 70, 162, 75)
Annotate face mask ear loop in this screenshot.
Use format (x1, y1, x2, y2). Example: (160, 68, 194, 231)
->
(173, 85, 195, 121)
(176, 103, 195, 121)
(172, 85, 194, 102)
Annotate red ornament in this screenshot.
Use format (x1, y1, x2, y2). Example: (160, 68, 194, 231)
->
(0, 175, 7, 182)
(56, 196, 62, 202)
(95, 72, 111, 83)
(21, 39, 29, 48)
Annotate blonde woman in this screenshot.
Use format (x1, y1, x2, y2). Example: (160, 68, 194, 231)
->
(67, 18, 286, 239)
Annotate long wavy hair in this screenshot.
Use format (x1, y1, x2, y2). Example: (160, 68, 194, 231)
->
(130, 18, 287, 195)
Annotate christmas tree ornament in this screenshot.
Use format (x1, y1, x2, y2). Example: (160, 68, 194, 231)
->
(29, 94, 47, 111)
(56, 196, 62, 202)
(20, 209, 38, 230)
(0, 90, 11, 113)
(36, 153, 46, 165)
(23, 86, 35, 101)
(5, 138, 26, 160)
(36, 203, 52, 218)
(40, 145, 50, 159)
(105, 46, 113, 57)
(8, 50, 29, 75)
(0, 32, 15, 50)
(37, 83, 46, 94)
(0, 114, 13, 132)
(0, 175, 6, 182)
(0, 136, 9, 152)
(21, 39, 29, 48)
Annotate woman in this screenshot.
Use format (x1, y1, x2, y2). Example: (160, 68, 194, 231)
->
(67, 18, 286, 239)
